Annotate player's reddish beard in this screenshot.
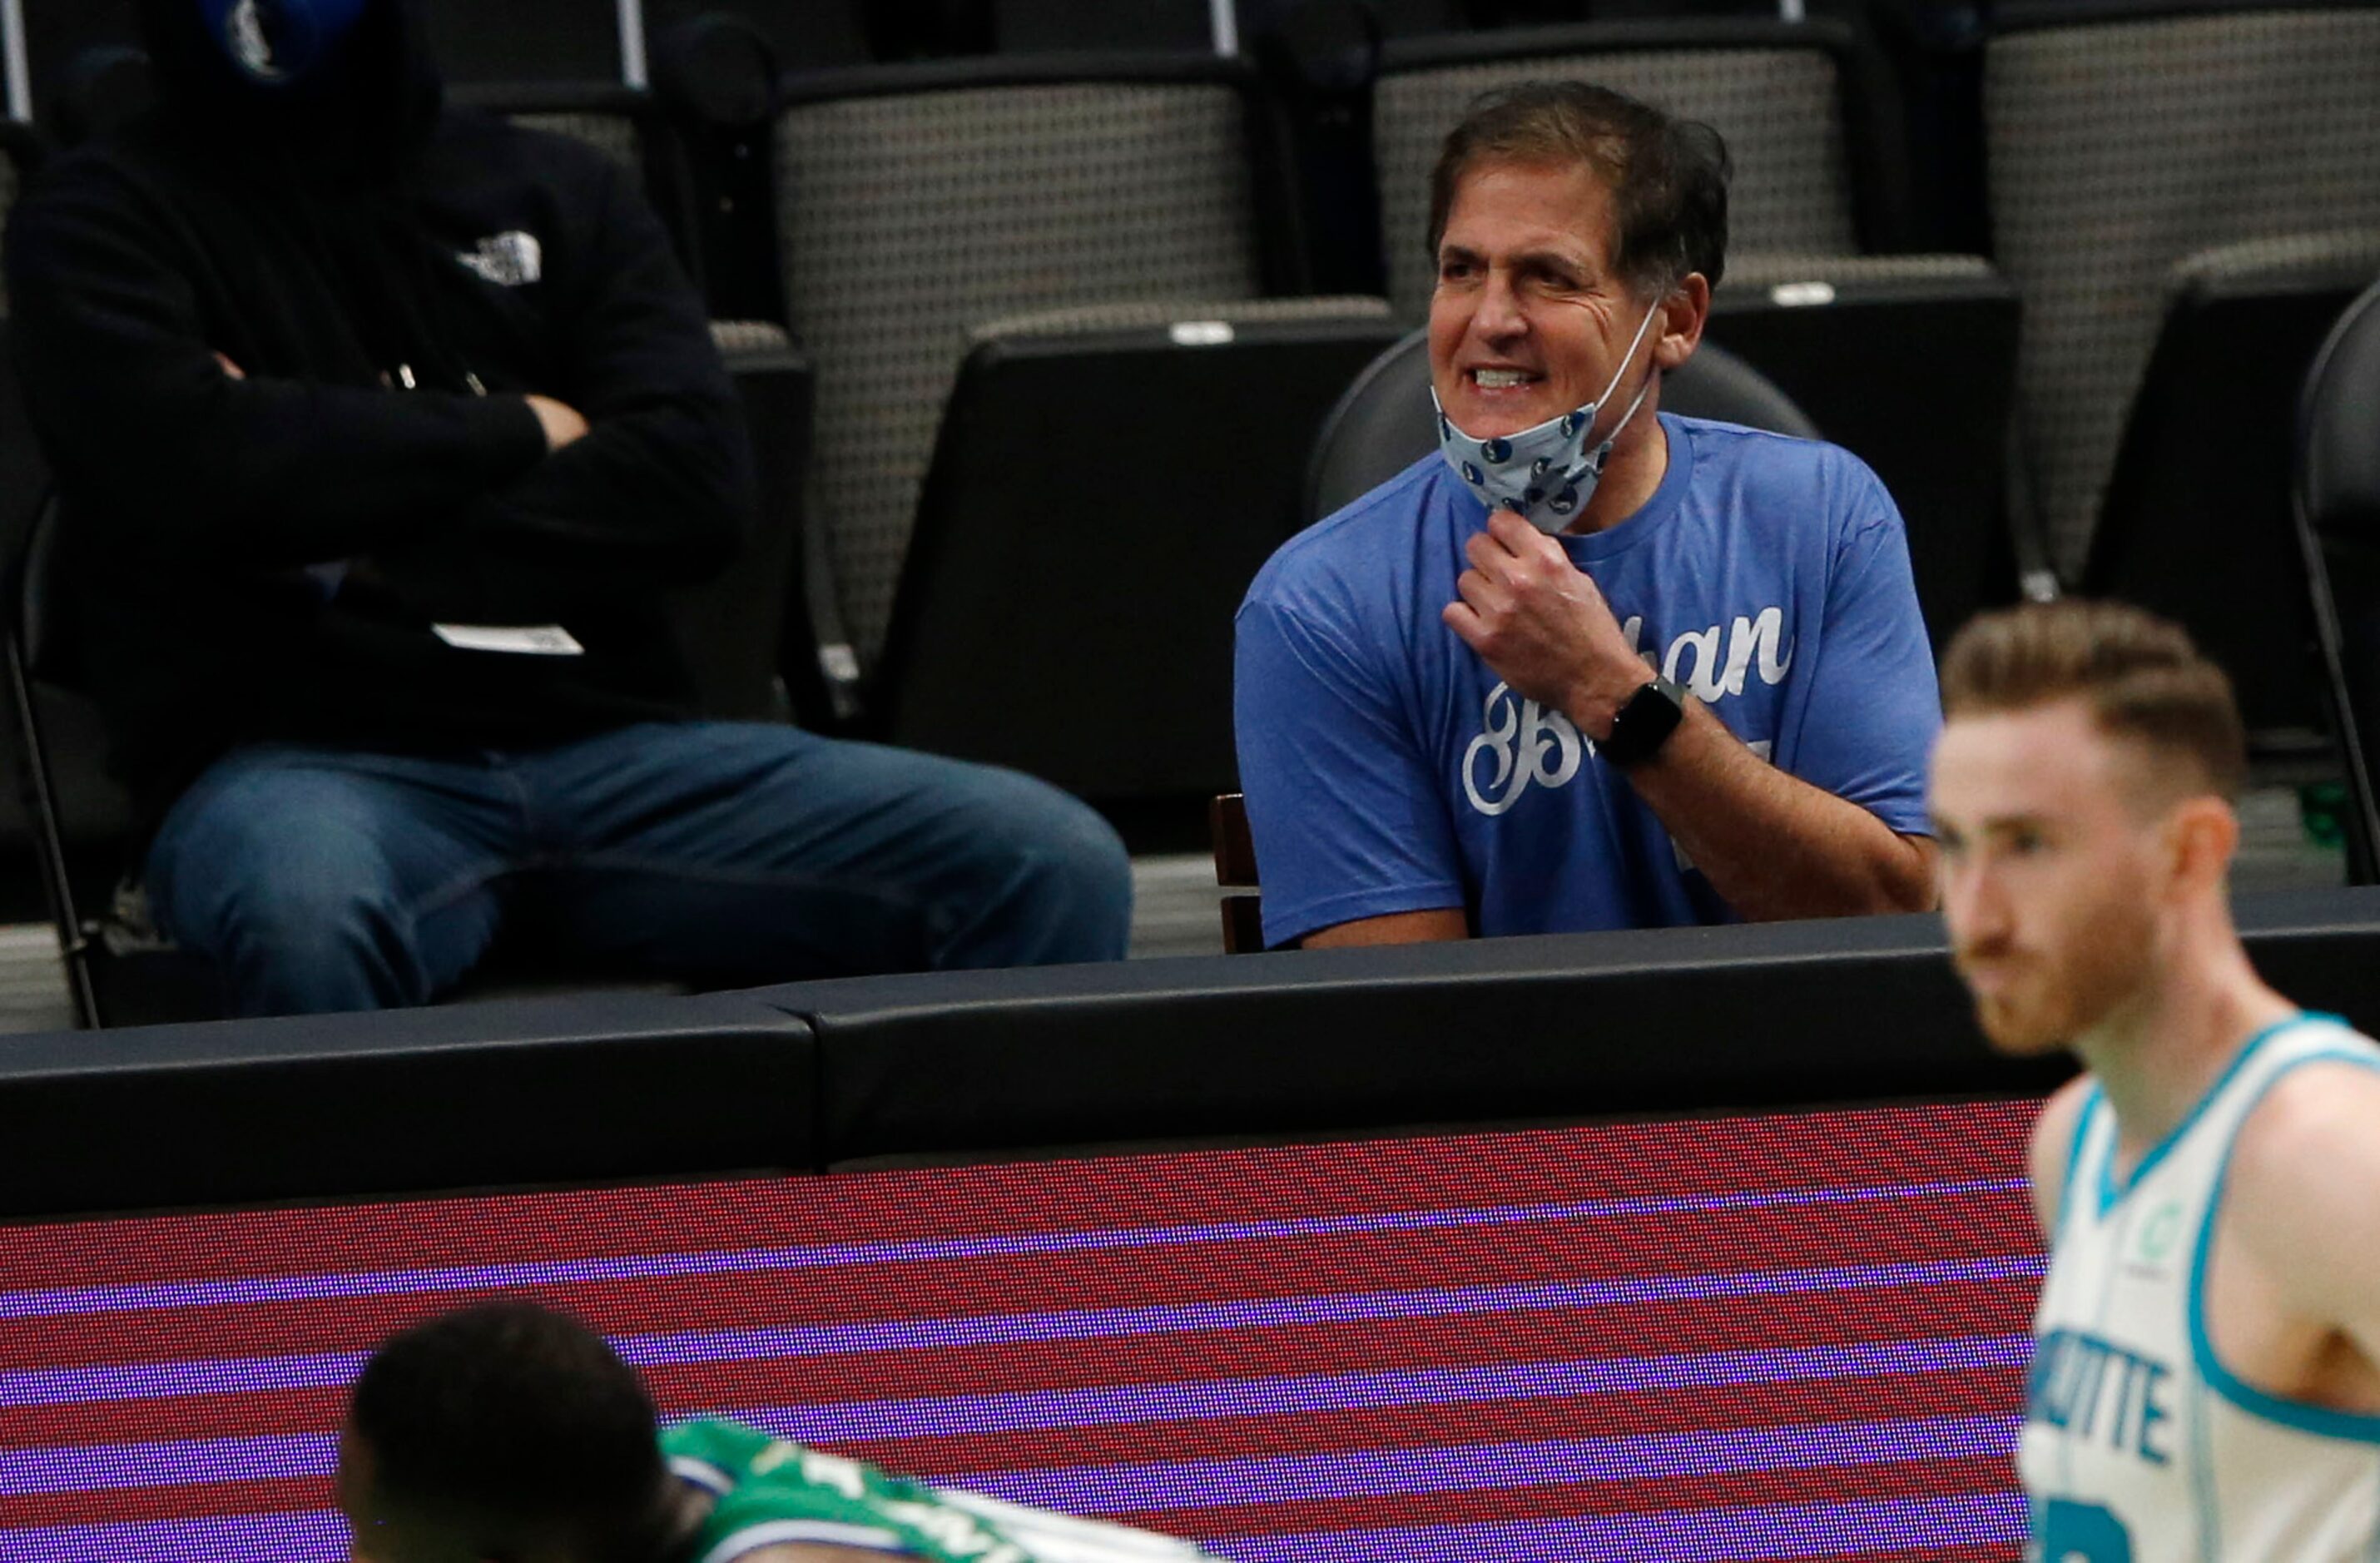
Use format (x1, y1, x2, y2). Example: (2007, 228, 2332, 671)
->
(1954, 886, 2157, 1055)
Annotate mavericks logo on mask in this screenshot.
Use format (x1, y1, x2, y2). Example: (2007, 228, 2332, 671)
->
(1435, 302, 1663, 534)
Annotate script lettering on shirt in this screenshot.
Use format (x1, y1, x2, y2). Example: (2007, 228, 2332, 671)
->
(2027, 1327, 2174, 1466)
(1463, 606, 1795, 816)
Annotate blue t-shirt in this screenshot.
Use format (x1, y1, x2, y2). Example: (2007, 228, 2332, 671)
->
(1232, 414, 1941, 948)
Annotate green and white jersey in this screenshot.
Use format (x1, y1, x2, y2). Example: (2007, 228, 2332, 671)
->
(662, 1420, 1213, 1563)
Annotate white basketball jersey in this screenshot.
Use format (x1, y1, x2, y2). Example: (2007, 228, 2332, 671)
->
(2017, 1013, 2380, 1561)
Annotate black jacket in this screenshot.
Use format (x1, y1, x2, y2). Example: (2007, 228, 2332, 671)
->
(5, 0, 754, 819)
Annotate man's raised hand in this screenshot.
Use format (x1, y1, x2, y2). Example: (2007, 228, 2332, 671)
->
(1441, 509, 1654, 739)
(524, 394, 590, 453)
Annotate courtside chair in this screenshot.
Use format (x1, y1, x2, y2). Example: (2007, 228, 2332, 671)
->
(2295, 281, 2380, 883)
(1986, 0, 2380, 761)
(770, 51, 1311, 687)
(879, 298, 1405, 821)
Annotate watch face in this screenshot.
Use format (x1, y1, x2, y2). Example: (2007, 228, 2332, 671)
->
(1608, 678, 1685, 767)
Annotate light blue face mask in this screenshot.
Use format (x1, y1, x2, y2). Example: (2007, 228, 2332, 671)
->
(196, 0, 370, 87)
(1433, 300, 1664, 533)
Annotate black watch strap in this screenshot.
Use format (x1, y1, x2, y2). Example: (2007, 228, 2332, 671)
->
(1601, 676, 1686, 767)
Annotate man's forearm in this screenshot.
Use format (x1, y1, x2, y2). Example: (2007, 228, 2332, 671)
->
(1614, 701, 1936, 920)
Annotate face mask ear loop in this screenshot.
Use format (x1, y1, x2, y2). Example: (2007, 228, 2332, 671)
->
(1580, 297, 1667, 441)
(1588, 373, 1659, 478)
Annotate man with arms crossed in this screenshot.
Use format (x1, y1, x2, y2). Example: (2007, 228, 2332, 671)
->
(1930, 600, 2380, 1557)
(1233, 82, 1938, 949)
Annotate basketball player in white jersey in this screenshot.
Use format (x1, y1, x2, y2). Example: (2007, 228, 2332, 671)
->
(1928, 600, 2380, 1559)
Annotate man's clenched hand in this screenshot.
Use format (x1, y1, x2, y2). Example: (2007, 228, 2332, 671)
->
(524, 394, 590, 453)
(1442, 509, 1656, 739)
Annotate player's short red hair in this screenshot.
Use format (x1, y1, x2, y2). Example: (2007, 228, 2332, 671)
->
(1940, 600, 2248, 803)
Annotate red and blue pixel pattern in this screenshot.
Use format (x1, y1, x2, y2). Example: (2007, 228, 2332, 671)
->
(0, 1101, 2042, 1561)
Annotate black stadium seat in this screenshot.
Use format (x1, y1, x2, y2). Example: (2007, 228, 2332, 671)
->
(1303, 328, 1817, 523)
(643, 0, 875, 75)
(1367, 17, 1921, 320)
(19, 0, 140, 136)
(878, 299, 1407, 816)
(1983, 0, 2380, 593)
(1710, 253, 2025, 652)
(2297, 281, 2380, 880)
(992, 0, 1219, 52)
(2085, 235, 2380, 767)
(420, 0, 622, 83)
(769, 52, 1311, 698)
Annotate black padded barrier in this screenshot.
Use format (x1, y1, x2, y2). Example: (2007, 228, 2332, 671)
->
(771, 887, 2380, 1164)
(9, 889, 2378, 1222)
(0, 993, 816, 1221)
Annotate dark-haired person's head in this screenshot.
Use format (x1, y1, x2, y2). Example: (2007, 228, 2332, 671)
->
(1426, 81, 1729, 450)
(133, 0, 444, 172)
(339, 1302, 680, 1563)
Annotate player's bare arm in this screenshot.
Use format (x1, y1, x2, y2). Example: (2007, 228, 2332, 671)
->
(2214, 1061, 2380, 1412)
(1445, 509, 1936, 920)
(2025, 1074, 2095, 1243)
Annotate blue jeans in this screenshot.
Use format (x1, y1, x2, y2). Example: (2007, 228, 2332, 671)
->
(142, 722, 1133, 1017)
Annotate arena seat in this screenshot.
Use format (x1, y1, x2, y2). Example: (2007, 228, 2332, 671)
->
(644, 0, 875, 75)
(645, 12, 797, 325)
(991, 0, 1220, 52)
(770, 52, 1308, 679)
(2297, 280, 2380, 881)
(2083, 231, 2380, 767)
(1367, 17, 1918, 320)
(1713, 252, 2026, 651)
(421, 0, 622, 83)
(1302, 329, 1817, 523)
(1983, 0, 2380, 589)
(877, 298, 1405, 815)
(18, 0, 138, 136)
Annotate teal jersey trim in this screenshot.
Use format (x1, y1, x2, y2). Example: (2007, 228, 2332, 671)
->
(2186, 1040, 2380, 1444)
(2095, 1013, 2341, 1218)
(2056, 1083, 2104, 1239)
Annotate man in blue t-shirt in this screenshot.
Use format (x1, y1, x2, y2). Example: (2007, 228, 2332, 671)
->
(1234, 82, 1941, 949)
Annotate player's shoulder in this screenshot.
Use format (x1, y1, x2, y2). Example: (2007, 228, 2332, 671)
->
(2028, 1074, 2099, 1237)
(2230, 1023, 2380, 1199)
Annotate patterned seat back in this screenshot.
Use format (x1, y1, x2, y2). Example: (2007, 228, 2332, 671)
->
(774, 62, 1270, 664)
(1371, 22, 1872, 319)
(1985, 2, 2380, 576)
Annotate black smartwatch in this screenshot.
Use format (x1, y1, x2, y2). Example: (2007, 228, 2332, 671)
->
(1600, 676, 1686, 767)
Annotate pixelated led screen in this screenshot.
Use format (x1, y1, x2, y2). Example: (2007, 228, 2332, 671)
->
(0, 1101, 2042, 1562)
